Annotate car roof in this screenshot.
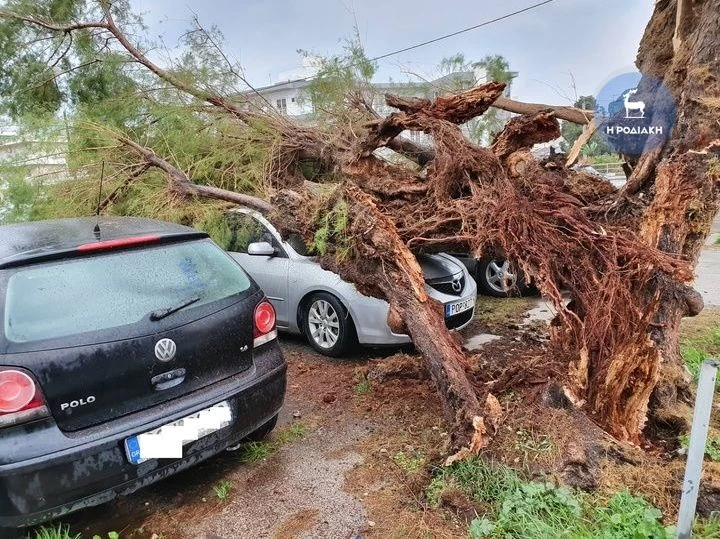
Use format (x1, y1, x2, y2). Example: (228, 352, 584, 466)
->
(0, 216, 207, 269)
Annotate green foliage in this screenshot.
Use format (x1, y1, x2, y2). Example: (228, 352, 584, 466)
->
(274, 421, 310, 445)
(427, 457, 520, 506)
(238, 440, 271, 463)
(437, 53, 514, 144)
(560, 96, 613, 156)
(212, 479, 233, 500)
(237, 422, 310, 463)
(28, 524, 80, 539)
(514, 428, 553, 467)
(427, 458, 671, 539)
(589, 491, 671, 539)
(301, 28, 376, 125)
(354, 379, 371, 395)
(680, 325, 720, 382)
(469, 485, 672, 538)
(92, 532, 120, 539)
(392, 451, 425, 474)
(311, 198, 352, 259)
(471, 482, 583, 538)
(694, 514, 720, 538)
(679, 433, 720, 461)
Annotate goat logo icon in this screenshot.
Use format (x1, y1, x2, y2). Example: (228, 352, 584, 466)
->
(624, 89, 646, 119)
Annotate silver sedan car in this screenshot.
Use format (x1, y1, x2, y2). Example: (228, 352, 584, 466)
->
(225, 209, 476, 356)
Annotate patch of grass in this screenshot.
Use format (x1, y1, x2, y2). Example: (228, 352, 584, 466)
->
(237, 421, 311, 463)
(715, 235, 720, 246)
(212, 479, 234, 500)
(694, 514, 720, 538)
(679, 432, 720, 461)
(514, 428, 553, 468)
(238, 440, 272, 463)
(680, 323, 720, 382)
(354, 379, 372, 395)
(427, 458, 673, 538)
(275, 421, 310, 445)
(29, 525, 81, 539)
(426, 457, 520, 507)
(392, 451, 425, 474)
(471, 296, 536, 332)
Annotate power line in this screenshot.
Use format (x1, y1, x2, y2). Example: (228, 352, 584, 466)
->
(368, 0, 556, 63)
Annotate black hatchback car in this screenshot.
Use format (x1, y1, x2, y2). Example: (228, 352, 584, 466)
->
(0, 217, 286, 534)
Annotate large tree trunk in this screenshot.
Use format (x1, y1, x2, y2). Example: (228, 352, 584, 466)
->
(575, 0, 720, 439)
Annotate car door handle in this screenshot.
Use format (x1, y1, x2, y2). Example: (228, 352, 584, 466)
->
(151, 368, 186, 391)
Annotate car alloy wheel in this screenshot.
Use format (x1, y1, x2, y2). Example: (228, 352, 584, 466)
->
(308, 299, 341, 349)
(485, 258, 518, 294)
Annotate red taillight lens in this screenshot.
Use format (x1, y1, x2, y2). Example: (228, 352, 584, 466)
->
(0, 369, 47, 428)
(0, 370, 36, 413)
(253, 301, 277, 348)
(254, 301, 276, 335)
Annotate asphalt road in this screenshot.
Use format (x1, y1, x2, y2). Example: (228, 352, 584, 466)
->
(695, 217, 720, 306)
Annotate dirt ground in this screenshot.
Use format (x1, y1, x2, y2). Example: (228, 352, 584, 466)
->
(56, 295, 720, 538)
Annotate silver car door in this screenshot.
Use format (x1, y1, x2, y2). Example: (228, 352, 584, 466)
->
(224, 212, 290, 327)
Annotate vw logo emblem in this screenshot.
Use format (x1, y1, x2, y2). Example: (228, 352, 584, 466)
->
(451, 278, 462, 292)
(154, 338, 177, 362)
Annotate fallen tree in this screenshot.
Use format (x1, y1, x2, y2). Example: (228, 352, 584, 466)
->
(1, 0, 719, 454)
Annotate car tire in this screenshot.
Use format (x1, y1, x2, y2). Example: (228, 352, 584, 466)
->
(476, 257, 527, 298)
(302, 292, 356, 357)
(246, 414, 278, 442)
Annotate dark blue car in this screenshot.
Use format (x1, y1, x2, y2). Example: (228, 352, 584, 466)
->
(0, 217, 286, 535)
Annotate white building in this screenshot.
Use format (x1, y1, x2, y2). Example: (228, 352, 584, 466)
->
(247, 63, 517, 146)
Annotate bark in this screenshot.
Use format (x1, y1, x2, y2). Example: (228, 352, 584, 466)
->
(492, 95, 594, 125)
(572, 0, 720, 439)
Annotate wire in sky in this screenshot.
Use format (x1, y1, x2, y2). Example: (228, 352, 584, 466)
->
(368, 0, 556, 63)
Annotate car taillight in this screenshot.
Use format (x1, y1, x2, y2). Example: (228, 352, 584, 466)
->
(253, 301, 277, 348)
(0, 369, 48, 428)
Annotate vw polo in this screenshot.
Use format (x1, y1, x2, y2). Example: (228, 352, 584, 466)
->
(0, 217, 286, 534)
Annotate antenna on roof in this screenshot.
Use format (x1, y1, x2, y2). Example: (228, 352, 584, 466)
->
(93, 161, 105, 240)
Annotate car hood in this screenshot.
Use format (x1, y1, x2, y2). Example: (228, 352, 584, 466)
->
(417, 254, 464, 283)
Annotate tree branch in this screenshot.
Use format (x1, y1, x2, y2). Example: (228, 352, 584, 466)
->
(493, 95, 594, 125)
(117, 136, 276, 214)
(0, 11, 108, 32)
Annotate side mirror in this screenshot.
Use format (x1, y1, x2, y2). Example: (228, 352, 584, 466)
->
(247, 241, 276, 257)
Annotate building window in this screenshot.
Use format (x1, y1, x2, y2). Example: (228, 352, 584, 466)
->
(276, 98, 287, 114)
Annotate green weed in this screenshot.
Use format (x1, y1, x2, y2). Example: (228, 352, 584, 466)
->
(392, 451, 425, 474)
(212, 479, 234, 500)
(426, 458, 672, 539)
(514, 428, 553, 467)
(237, 421, 310, 463)
(92, 533, 120, 539)
(680, 325, 720, 382)
(694, 514, 720, 538)
(29, 525, 81, 539)
(679, 433, 720, 461)
(238, 441, 271, 463)
(354, 379, 371, 395)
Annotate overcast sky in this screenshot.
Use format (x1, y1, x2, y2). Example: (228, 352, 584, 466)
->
(130, 0, 655, 106)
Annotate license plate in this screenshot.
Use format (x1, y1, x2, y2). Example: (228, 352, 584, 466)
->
(124, 401, 232, 464)
(445, 297, 475, 317)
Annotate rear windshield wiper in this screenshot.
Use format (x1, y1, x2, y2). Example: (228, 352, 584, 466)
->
(149, 295, 201, 321)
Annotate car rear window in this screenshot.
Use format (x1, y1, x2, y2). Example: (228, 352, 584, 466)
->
(4, 239, 252, 343)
